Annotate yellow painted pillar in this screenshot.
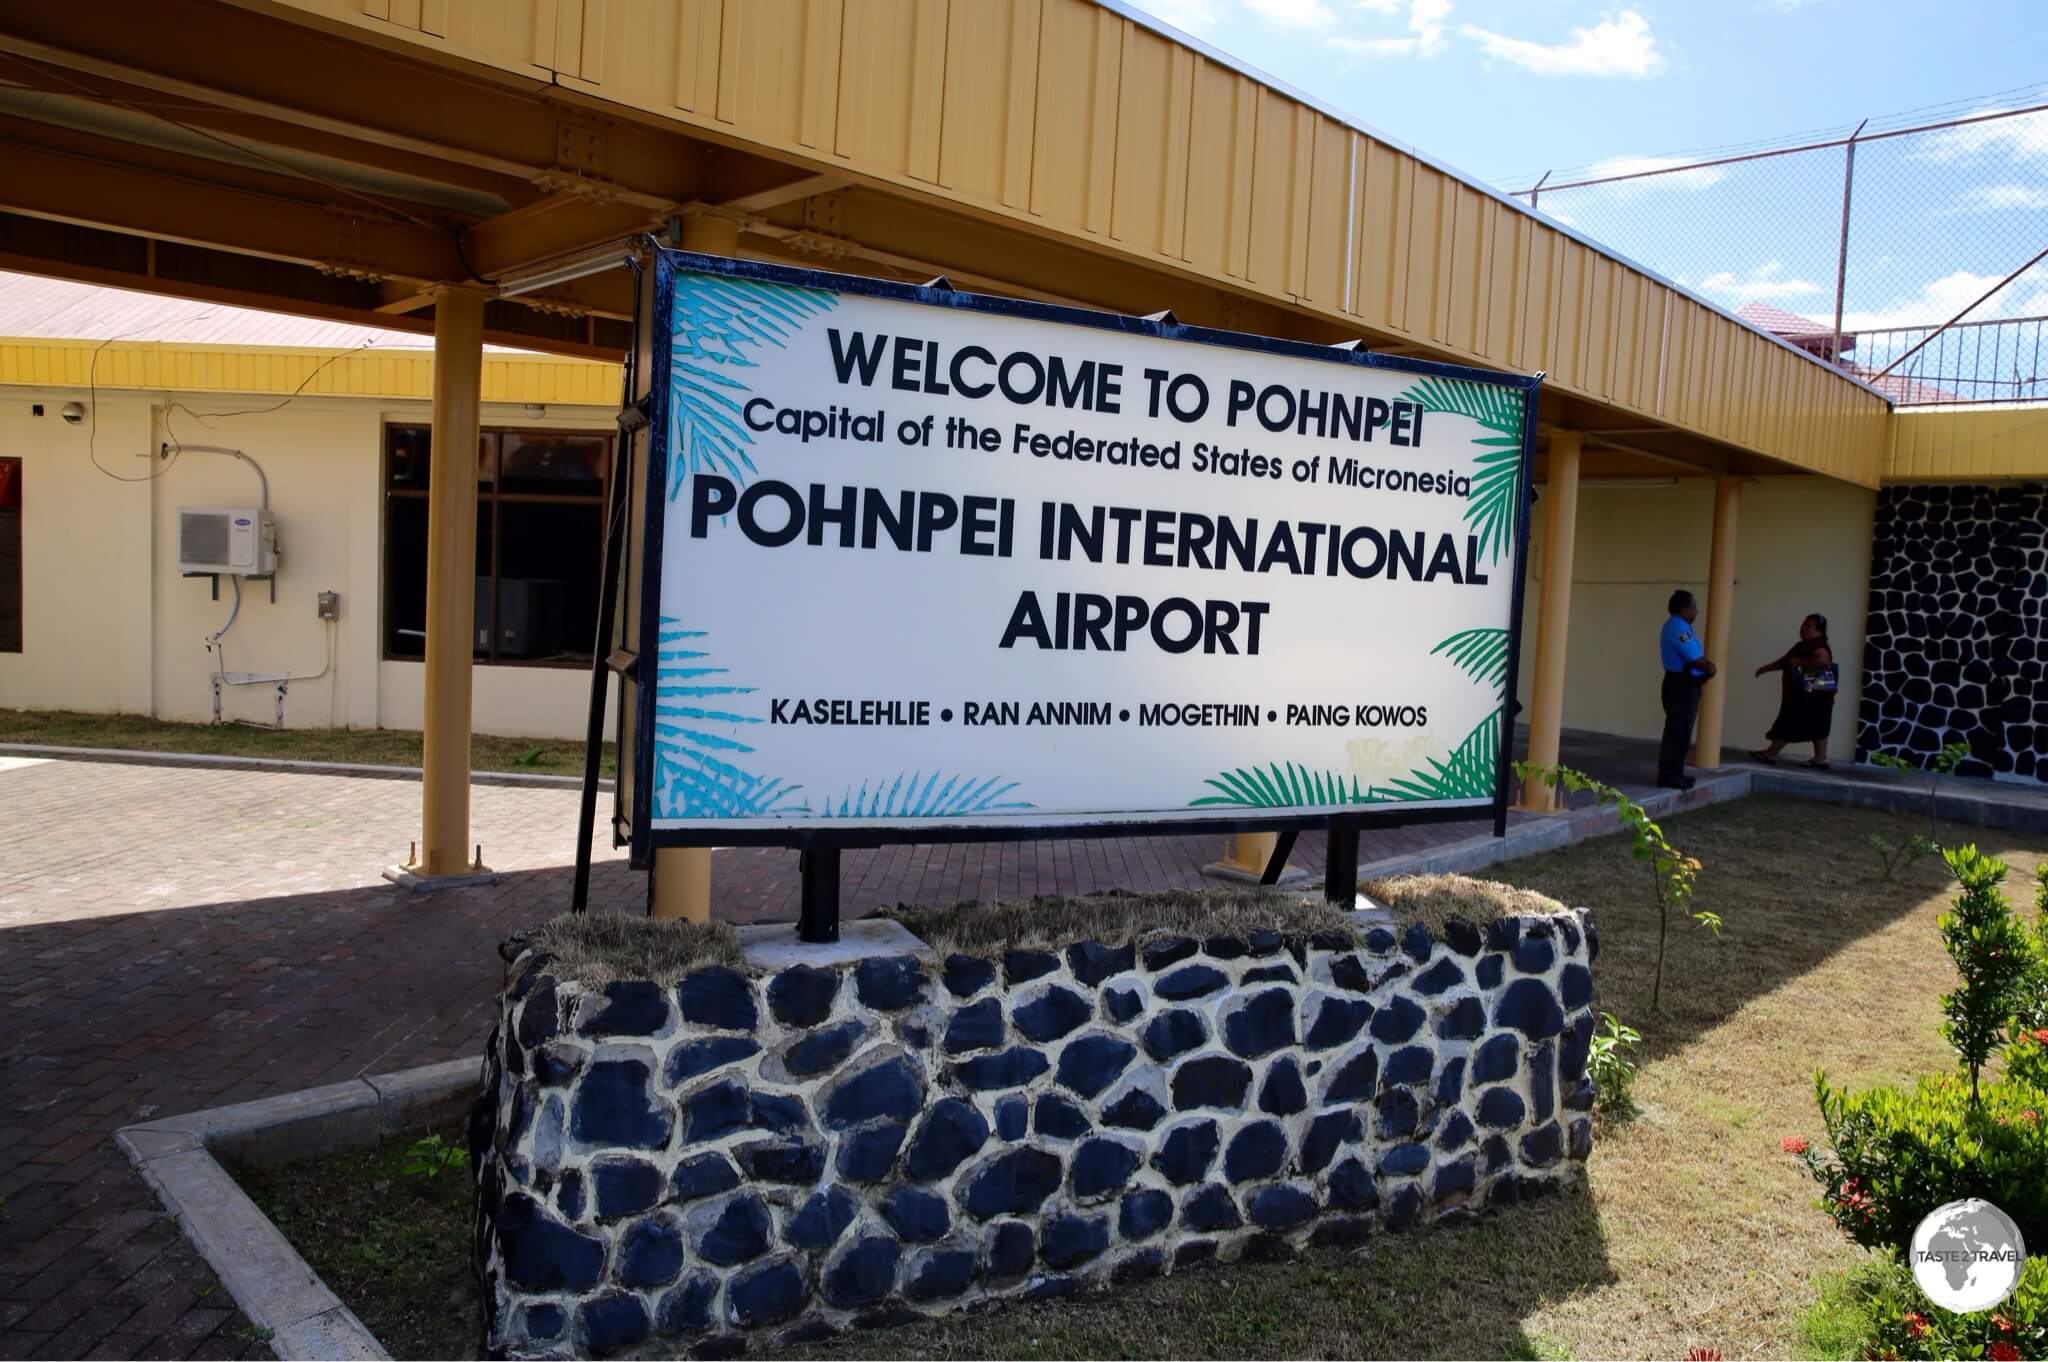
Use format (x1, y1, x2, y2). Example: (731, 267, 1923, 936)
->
(419, 286, 487, 876)
(1692, 477, 1742, 769)
(1517, 431, 1583, 812)
(1216, 832, 1283, 877)
(648, 212, 737, 922)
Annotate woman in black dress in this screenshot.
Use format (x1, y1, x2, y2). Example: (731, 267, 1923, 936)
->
(1750, 613, 1836, 768)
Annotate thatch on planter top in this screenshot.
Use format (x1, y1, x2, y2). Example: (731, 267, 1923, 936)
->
(515, 911, 745, 985)
(884, 888, 1361, 959)
(1361, 873, 1570, 934)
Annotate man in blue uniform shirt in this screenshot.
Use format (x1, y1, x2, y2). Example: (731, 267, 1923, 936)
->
(1657, 589, 1717, 790)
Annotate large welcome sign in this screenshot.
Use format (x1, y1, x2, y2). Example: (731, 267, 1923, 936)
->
(621, 251, 1537, 850)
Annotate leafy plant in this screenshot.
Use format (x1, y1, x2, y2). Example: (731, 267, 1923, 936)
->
(510, 744, 545, 770)
(400, 1132, 464, 1183)
(1514, 761, 1718, 1012)
(1805, 1250, 2048, 1362)
(2013, 865, 2048, 1040)
(1868, 829, 1940, 883)
(1586, 1011, 1642, 1113)
(1869, 741, 1969, 844)
(1939, 845, 2035, 1105)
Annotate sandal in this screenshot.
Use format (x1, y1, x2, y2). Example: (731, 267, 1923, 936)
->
(1748, 750, 1777, 765)
(1804, 760, 1831, 770)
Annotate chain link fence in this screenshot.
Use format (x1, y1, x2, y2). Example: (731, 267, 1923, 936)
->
(1500, 91, 2048, 405)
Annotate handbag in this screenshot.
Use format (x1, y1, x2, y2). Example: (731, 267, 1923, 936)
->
(1798, 663, 1839, 695)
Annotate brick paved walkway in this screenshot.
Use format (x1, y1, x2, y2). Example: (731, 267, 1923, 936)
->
(0, 731, 1667, 1359)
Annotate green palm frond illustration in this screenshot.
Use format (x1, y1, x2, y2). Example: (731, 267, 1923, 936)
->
(650, 617, 809, 819)
(1368, 710, 1501, 803)
(668, 272, 837, 497)
(821, 772, 1034, 819)
(1398, 376, 1525, 565)
(1432, 627, 1511, 697)
(1190, 763, 1372, 809)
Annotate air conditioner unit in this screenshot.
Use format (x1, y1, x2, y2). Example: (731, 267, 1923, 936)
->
(179, 507, 277, 575)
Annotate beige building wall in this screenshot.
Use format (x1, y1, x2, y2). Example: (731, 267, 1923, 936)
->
(1513, 475, 1877, 764)
(0, 386, 616, 741)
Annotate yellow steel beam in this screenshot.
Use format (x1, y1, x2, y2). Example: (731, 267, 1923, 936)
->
(461, 193, 667, 281)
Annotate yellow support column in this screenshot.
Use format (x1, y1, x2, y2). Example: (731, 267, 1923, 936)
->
(1517, 431, 1583, 812)
(418, 285, 488, 879)
(648, 212, 737, 922)
(1692, 477, 1742, 770)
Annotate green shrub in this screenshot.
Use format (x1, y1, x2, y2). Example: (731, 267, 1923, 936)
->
(1940, 846, 2037, 1104)
(1586, 1012, 1641, 1113)
(1849, 1250, 2048, 1361)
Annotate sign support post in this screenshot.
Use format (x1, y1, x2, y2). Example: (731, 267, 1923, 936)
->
(798, 845, 842, 943)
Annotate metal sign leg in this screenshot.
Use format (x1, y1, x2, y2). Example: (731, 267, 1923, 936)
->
(798, 845, 841, 944)
(1323, 814, 1360, 905)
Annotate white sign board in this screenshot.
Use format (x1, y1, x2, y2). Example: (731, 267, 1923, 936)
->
(633, 255, 1535, 840)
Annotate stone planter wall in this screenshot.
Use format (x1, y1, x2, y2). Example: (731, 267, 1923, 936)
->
(472, 910, 1599, 1359)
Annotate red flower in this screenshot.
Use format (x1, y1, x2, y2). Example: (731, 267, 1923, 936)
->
(1782, 1136, 1810, 1154)
(1905, 1313, 1928, 1339)
(2030, 1027, 2048, 1045)
(1684, 1350, 1723, 1361)
(1986, 1343, 2019, 1361)
(1992, 1313, 2014, 1334)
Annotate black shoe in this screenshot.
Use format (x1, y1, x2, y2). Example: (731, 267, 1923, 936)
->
(1657, 776, 1696, 791)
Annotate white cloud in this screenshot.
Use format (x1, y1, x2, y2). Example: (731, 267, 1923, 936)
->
(1245, 0, 1338, 27)
(1325, 0, 1449, 59)
(1838, 269, 2048, 334)
(1461, 10, 1665, 78)
(1353, 0, 1403, 11)
(1130, 0, 1224, 35)
(1699, 261, 1823, 302)
(1566, 152, 1727, 195)
(1949, 183, 2048, 214)
(1913, 107, 2048, 165)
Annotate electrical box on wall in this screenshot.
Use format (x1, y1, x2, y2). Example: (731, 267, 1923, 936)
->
(179, 508, 277, 576)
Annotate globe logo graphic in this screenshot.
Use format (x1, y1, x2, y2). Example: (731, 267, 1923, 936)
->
(1909, 1199, 2027, 1313)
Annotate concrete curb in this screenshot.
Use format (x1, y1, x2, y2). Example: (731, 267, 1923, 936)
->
(116, 1059, 481, 1361)
(1752, 767, 2048, 834)
(0, 742, 613, 792)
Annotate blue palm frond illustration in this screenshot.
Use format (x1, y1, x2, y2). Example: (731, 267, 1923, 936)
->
(1432, 627, 1511, 697)
(821, 772, 1034, 819)
(1397, 376, 1525, 566)
(1368, 710, 1501, 803)
(649, 618, 809, 819)
(668, 272, 837, 497)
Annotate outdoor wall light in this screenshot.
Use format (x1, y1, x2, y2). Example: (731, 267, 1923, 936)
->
(60, 401, 86, 425)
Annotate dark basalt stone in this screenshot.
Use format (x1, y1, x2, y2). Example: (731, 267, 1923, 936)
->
(1438, 1109, 1475, 1152)
(1013, 985, 1093, 1043)
(1559, 962, 1594, 1010)
(1477, 1087, 1527, 1129)
(1521, 1121, 1564, 1166)
(1327, 955, 1373, 994)
(1300, 1108, 1360, 1176)
(1259, 1057, 1308, 1115)
(1070, 1136, 1143, 1199)
(1375, 1088, 1420, 1138)
(1151, 1119, 1221, 1184)
(1205, 934, 1249, 960)
(583, 980, 672, 1037)
(1472, 1032, 1520, 1084)
(1172, 1055, 1252, 1111)
(1564, 1077, 1597, 1112)
(591, 1156, 663, 1219)
(532, 1042, 583, 1087)
(855, 955, 926, 1012)
(1067, 941, 1136, 986)
(1155, 964, 1229, 1001)
(950, 1047, 1051, 1091)
(579, 1291, 651, 1357)
(1383, 1044, 1432, 1086)
(1056, 1033, 1137, 1098)
(1249, 1184, 1316, 1230)
(962, 1146, 1064, 1219)
(1142, 936, 1199, 971)
(750, 1091, 808, 1135)
(1369, 995, 1425, 1044)
(1224, 1120, 1287, 1183)
(1481, 1134, 1512, 1173)
(1485, 919, 1519, 952)
(1560, 1011, 1595, 1082)
(942, 998, 1004, 1055)
(736, 1140, 824, 1184)
(943, 954, 997, 998)
(1119, 1188, 1173, 1240)
(619, 1214, 685, 1287)
(1569, 1116, 1594, 1160)
(1247, 928, 1285, 957)
(1411, 957, 1466, 996)
(496, 1193, 605, 1291)
(525, 1303, 565, 1340)
(1435, 1056, 1467, 1105)
(787, 1186, 859, 1251)
(1103, 984, 1145, 1023)
(1142, 1008, 1208, 1062)
(904, 1098, 990, 1180)
(571, 1059, 672, 1149)
(1242, 963, 1298, 985)
(728, 1258, 806, 1327)
(1558, 918, 1582, 954)
(1385, 1183, 1424, 1229)
(994, 1096, 1028, 1141)
(1401, 923, 1434, 963)
(835, 1120, 908, 1182)
(1181, 1183, 1241, 1231)
(1034, 1093, 1091, 1139)
(1444, 918, 1484, 956)
(1102, 1086, 1168, 1130)
(1476, 955, 1504, 989)
(1114, 1248, 1166, 1284)
(516, 979, 560, 1050)
(1305, 995, 1371, 1050)
(1378, 1141, 1430, 1176)
(1363, 926, 1398, 955)
(822, 1054, 923, 1128)
(666, 1036, 761, 1086)
(555, 1168, 584, 1220)
(1530, 1041, 1556, 1122)
(670, 1152, 739, 1203)
(694, 1195, 772, 1267)
(767, 965, 839, 1027)
(1495, 979, 1565, 1039)
(1003, 949, 1061, 985)
(905, 1246, 978, 1302)
(901, 1022, 931, 1051)
(681, 1078, 751, 1144)
(984, 1221, 1035, 1279)
(676, 967, 757, 1031)
(1311, 1216, 1373, 1249)
(1511, 935, 1556, 974)
(882, 1187, 951, 1243)
(1436, 996, 1486, 1041)
(1022, 1274, 1079, 1302)
(1327, 1156, 1378, 1211)
(1223, 988, 1297, 1059)
(786, 1019, 867, 1077)
(1322, 1047, 1379, 1103)
(822, 1235, 900, 1310)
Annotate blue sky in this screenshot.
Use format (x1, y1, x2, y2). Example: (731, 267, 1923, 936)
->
(1123, 0, 2048, 336)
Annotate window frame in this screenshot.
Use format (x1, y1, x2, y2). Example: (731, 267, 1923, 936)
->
(0, 457, 19, 654)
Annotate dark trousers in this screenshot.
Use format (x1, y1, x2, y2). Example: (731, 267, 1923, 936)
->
(1658, 671, 1703, 783)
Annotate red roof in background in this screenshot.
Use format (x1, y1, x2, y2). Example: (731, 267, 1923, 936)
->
(1734, 301, 1839, 341)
